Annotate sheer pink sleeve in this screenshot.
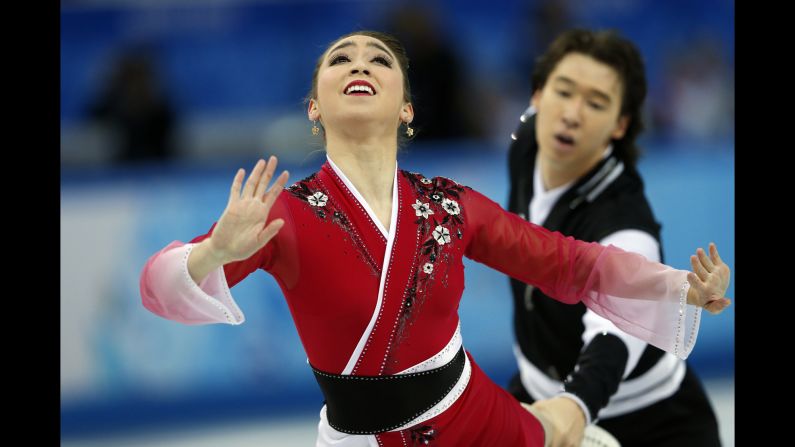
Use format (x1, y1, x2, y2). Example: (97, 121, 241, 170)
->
(140, 194, 292, 325)
(140, 241, 249, 325)
(462, 188, 700, 359)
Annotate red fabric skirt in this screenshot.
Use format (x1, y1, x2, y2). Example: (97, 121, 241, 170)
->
(375, 353, 545, 446)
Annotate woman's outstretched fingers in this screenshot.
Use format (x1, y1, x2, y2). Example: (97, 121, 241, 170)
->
(229, 168, 245, 204)
(709, 243, 723, 265)
(691, 255, 709, 282)
(705, 297, 730, 315)
(697, 247, 715, 273)
(258, 218, 285, 244)
(264, 171, 289, 209)
(705, 243, 730, 298)
(242, 159, 266, 198)
(254, 156, 277, 200)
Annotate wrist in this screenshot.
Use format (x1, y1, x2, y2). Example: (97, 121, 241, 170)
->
(187, 239, 229, 284)
(202, 237, 231, 265)
(685, 281, 697, 306)
(557, 392, 590, 426)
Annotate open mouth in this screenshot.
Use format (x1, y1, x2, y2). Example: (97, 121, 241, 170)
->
(344, 80, 376, 96)
(555, 133, 575, 146)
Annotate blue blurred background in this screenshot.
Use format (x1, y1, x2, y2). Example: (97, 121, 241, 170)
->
(61, 0, 734, 444)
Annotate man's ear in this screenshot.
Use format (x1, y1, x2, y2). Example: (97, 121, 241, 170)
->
(611, 115, 630, 140)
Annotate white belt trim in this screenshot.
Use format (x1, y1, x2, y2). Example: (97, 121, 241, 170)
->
(398, 323, 462, 374)
(392, 323, 470, 430)
(514, 345, 685, 419)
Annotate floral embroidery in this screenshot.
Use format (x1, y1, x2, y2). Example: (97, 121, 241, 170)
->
(441, 198, 460, 215)
(307, 191, 328, 207)
(384, 171, 469, 366)
(432, 225, 451, 245)
(287, 173, 381, 275)
(410, 424, 437, 446)
(412, 200, 434, 219)
(403, 170, 467, 274)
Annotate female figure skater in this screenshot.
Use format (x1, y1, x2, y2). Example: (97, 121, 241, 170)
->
(140, 31, 730, 447)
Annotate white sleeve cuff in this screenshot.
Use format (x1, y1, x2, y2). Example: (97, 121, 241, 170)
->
(141, 241, 245, 325)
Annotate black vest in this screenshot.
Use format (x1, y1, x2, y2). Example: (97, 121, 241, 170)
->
(507, 110, 665, 382)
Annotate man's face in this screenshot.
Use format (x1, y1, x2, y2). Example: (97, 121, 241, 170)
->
(533, 53, 629, 171)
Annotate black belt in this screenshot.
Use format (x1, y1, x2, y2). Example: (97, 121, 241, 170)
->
(311, 347, 467, 434)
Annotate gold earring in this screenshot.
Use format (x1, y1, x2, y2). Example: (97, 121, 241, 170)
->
(405, 122, 414, 137)
(312, 121, 319, 136)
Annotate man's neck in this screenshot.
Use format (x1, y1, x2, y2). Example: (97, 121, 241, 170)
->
(538, 145, 612, 191)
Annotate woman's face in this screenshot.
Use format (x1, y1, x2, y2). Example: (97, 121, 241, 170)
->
(309, 34, 412, 133)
